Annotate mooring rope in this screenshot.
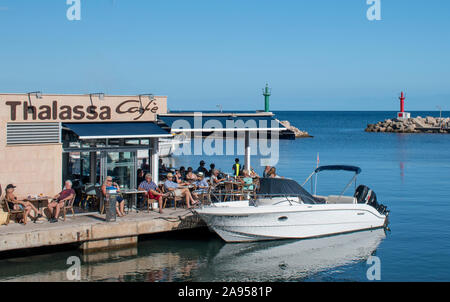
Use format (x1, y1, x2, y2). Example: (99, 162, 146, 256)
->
(154, 209, 194, 222)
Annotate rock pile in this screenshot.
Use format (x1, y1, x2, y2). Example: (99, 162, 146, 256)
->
(365, 116, 450, 133)
(278, 120, 312, 138)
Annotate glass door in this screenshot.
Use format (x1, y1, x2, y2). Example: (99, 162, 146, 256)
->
(101, 151, 137, 190)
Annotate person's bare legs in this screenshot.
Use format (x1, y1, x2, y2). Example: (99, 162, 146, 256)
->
(182, 189, 198, 208)
(157, 195, 164, 214)
(54, 202, 63, 220)
(47, 202, 56, 219)
(119, 201, 125, 216)
(183, 191, 191, 208)
(22, 206, 31, 224)
(24, 201, 41, 217)
(115, 201, 126, 217)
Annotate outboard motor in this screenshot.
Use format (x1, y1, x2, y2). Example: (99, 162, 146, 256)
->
(354, 185, 389, 215)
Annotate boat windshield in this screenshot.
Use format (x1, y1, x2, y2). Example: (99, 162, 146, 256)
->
(257, 178, 317, 204)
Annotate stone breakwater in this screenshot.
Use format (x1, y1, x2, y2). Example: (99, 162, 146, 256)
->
(278, 120, 312, 138)
(366, 116, 450, 134)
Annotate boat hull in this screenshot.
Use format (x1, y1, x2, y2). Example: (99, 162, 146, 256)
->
(195, 203, 388, 242)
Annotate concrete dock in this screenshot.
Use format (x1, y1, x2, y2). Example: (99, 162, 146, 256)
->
(0, 209, 206, 253)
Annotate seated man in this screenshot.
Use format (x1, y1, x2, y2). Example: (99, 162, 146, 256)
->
(164, 173, 198, 209)
(48, 180, 75, 223)
(210, 169, 225, 188)
(193, 172, 209, 202)
(193, 172, 209, 194)
(4, 184, 42, 224)
(138, 173, 165, 214)
(174, 170, 184, 184)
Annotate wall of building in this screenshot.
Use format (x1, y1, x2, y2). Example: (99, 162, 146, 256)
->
(0, 144, 63, 197)
(0, 93, 167, 197)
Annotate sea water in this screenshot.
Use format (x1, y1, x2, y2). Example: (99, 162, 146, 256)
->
(1, 111, 449, 281)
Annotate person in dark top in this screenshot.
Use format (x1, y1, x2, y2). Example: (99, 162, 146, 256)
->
(179, 166, 186, 179)
(137, 169, 145, 186)
(141, 159, 150, 171)
(263, 166, 271, 178)
(197, 160, 208, 175)
(48, 180, 75, 223)
(207, 163, 216, 177)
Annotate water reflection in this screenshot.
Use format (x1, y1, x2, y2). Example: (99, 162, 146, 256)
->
(0, 229, 386, 282)
(193, 229, 386, 281)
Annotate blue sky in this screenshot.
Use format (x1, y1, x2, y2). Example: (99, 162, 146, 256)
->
(0, 0, 449, 111)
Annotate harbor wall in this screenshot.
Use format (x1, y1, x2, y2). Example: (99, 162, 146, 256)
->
(0, 211, 205, 253)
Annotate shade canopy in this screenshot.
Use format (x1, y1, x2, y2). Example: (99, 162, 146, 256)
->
(158, 114, 286, 132)
(314, 165, 362, 175)
(63, 122, 172, 140)
(257, 178, 317, 204)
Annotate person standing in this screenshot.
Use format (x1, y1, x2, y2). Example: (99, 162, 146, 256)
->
(232, 158, 242, 177)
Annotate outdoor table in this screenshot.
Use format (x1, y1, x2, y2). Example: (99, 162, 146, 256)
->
(120, 190, 147, 213)
(24, 196, 50, 211)
(222, 181, 244, 202)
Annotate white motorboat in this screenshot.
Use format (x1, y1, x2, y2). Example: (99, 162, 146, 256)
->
(195, 165, 389, 242)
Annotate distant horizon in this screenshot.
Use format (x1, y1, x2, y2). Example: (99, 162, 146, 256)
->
(0, 1, 449, 111)
(169, 109, 450, 113)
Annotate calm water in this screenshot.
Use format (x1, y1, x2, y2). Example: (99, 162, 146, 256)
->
(1, 111, 450, 282)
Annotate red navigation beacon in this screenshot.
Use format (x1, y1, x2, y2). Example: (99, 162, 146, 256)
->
(397, 91, 410, 119)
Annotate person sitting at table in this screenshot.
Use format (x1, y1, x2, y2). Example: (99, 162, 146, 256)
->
(185, 167, 198, 181)
(268, 167, 282, 179)
(197, 160, 208, 175)
(179, 166, 186, 179)
(48, 180, 75, 223)
(174, 170, 184, 184)
(164, 173, 199, 209)
(263, 166, 272, 178)
(138, 173, 165, 214)
(4, 184, 42, 224)
(193, 172, 209, 196)
(250, 167, 260, 178)
(210, 169, 226, 188)
(207, 163, 215, 177)
(101, 177, 126, 217)
(241, 170, 255, 191)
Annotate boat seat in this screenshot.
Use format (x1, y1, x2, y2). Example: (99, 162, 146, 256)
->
(326, 195, 356, 204)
